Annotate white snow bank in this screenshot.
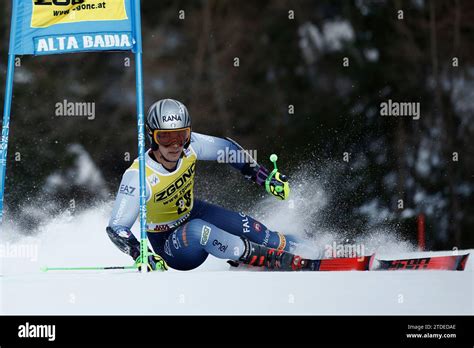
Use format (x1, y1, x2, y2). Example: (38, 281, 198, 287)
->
(1, 204, 472, 315)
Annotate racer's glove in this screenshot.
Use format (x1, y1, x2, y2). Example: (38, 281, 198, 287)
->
(267, 171, 290, 200)
(134, 253, 168, 272)
(106, 227, 168, 271)
(241, 164, 290, 200)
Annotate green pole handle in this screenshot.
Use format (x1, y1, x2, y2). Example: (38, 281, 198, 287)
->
(265, 154, 283, 194)
(140, 237, 149, 273)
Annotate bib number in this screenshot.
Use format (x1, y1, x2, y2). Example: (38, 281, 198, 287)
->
(176, 190, 192, 214)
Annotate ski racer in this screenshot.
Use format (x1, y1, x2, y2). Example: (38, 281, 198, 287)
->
(106, 98, 314, 271)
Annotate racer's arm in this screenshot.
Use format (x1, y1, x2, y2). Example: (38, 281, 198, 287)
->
(191, 132, 289, 199)
(106, 169, 144, 260)
(106, 170, 167, 271)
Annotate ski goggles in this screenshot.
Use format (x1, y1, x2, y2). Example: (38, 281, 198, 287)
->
(151, 127, 191, 147)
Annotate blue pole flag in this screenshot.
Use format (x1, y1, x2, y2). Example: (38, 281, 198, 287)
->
(1, 0, 148, 267)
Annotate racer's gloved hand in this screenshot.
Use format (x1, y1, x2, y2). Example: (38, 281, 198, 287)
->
(134, 253, 168, 272)
(106, 227, 168, 271)
(267, 172, 290, 200)
(240, 163, 290, 200)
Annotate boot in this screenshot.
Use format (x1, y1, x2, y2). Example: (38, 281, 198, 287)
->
(239, 238, 305, 271)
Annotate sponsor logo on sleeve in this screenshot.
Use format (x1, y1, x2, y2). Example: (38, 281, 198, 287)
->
(200, 225, 211, 245)
(119, 185, 136, 196)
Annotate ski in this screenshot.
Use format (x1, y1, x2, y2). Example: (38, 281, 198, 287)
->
(232, 253, 470, 271)
(374, 253, 470, 271)
(231, 255, 373, 271)
(302, 254, 373, 271)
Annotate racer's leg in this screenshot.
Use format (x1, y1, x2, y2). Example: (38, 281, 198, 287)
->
(147, 218, 245, 271)
(148, 217, 312, 271)
(189, 199, 308, 254)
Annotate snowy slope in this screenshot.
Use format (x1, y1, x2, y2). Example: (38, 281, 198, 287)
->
(0, 204, 472, 315)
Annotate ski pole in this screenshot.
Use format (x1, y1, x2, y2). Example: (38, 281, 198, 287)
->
(41, 265, 138, 272)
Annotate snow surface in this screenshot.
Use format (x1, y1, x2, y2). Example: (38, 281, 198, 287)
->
(1, 204, 472, 315)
